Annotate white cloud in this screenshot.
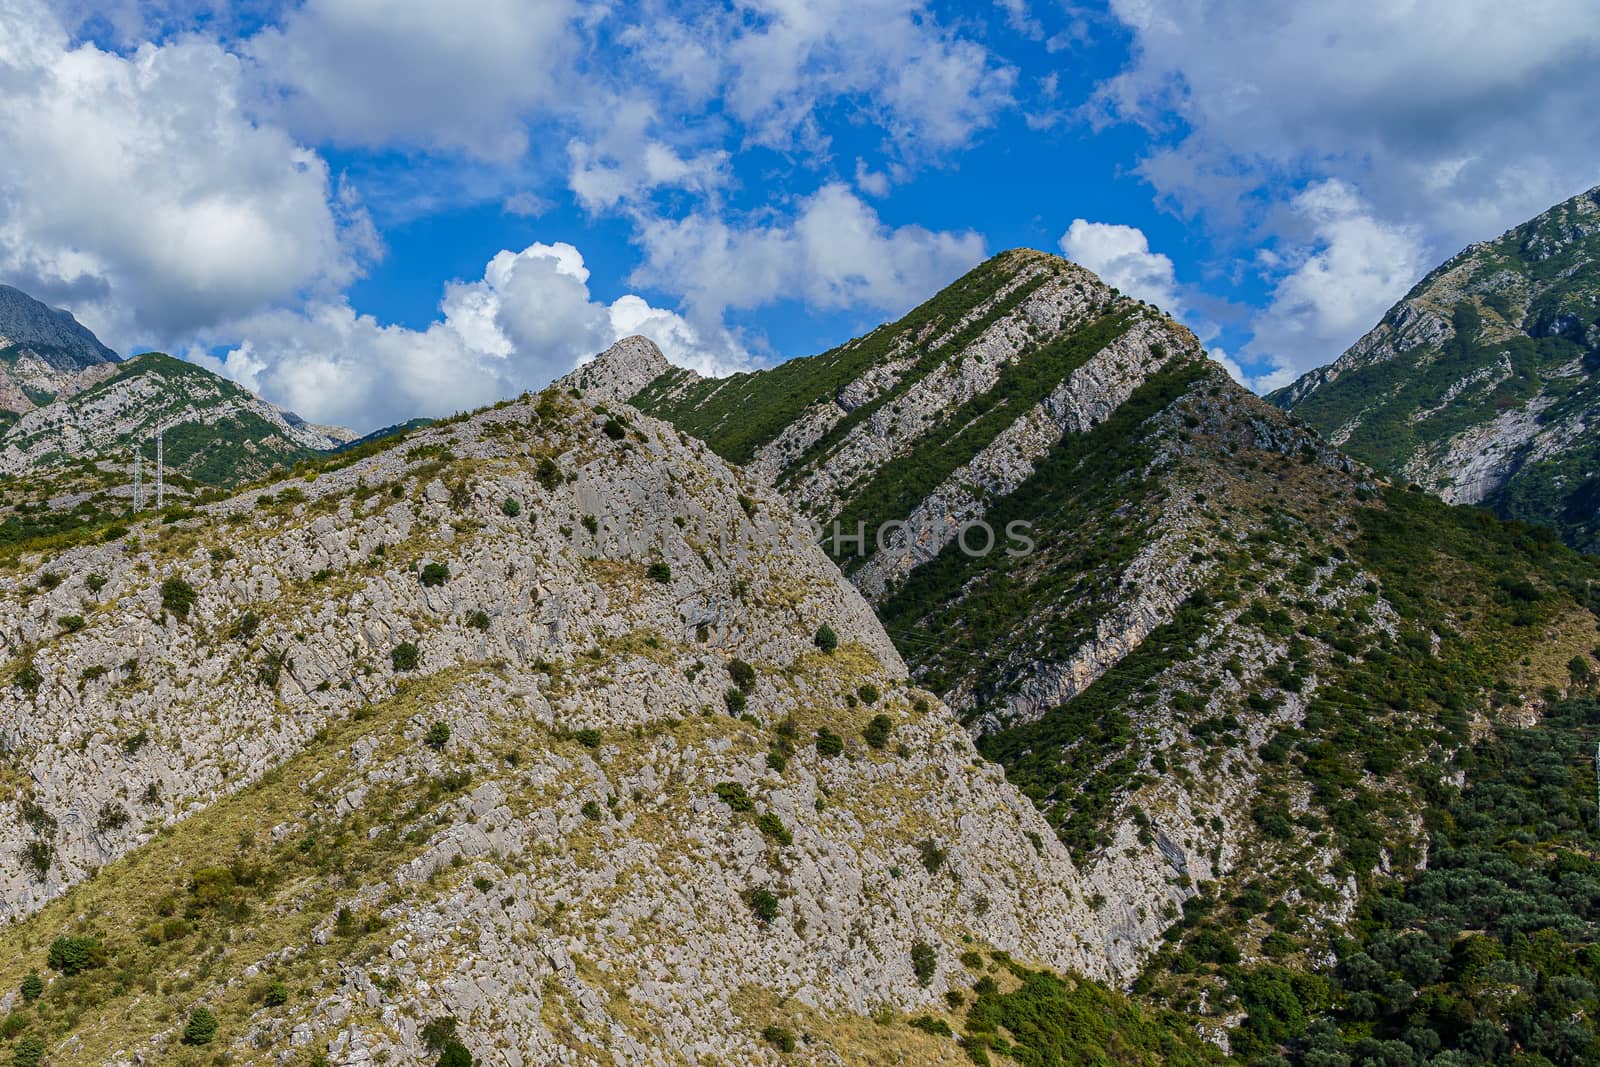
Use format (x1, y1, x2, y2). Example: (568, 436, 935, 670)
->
(566, 98, 731, 212)
(0, 0, 362, 347)
(203, 242, 750, 432)
(244, 0, 582, 161)
(632, 183, 985, 321)
(632, 0, 1017, 157)
(1243, 180, 1429, 390)
(1099, 0, 1600, 253)
(1058, 219, 1182, 313)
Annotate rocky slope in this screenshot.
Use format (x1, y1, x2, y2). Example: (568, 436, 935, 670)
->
(0, 383, 1229, 1064)
(597, 250, 1600, 1034)
(1272, 185, 1600, 555)
(0, 284, 120, 426)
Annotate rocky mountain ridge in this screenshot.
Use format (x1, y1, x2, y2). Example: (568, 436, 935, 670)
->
(0, 284, 120, 425)
(595, 248, 1600, 1034)
(1273, 184, 1600, 554)
(0, 381, 1228, 1064)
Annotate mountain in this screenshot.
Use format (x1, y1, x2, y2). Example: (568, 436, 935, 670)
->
(0, 383, 1221, 1064)
(0, 285, 120, 427)
(1271, 185, 1600, 554)
(589, 249, 1600, 1035)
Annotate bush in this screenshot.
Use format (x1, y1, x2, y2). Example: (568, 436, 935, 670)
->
(602, 417, 627, 440)
(756, 812, 792, 846)
(57, 614, 84, 633)
(747, 886, 780, 923)
(160, 576, 197, 619)
(182, 1006, 218, 1045)
(908, 1015, 953, 1036)
(863, 714, 892, 749)
(581, 800, 603, 821)
(12, 1037, 45, 1067)
(724, 687, 747, 715)
(425, 722, 450, 750)
(761, 1025, 796, 1052)
(420, 562, 450, 587)
(466, 609, 491, 630)
(814, 624, 838, 652)
(727, 658, 756, 692)
(815, 728, 844, 757)
(265, 980, 290, 1007)
(232, 610, 260, 640)
(391, 642, 420, 672)
(715, 782, 754, 812)
(911, 940, 938, 986)
(535, 456, 561, 490)
(918, 838, 947, 874)
(14, 662, 42, 694)
(501, 497, 521, 517)
(436, 1043, 473, 1067)
(857, 683, 880, 705)
(574, 727, 602, 748)
(646, 562, 672, 583)
(21, 840, 52, 880)
(19, 974, 42, 1002)
(47, 936, 103, 975)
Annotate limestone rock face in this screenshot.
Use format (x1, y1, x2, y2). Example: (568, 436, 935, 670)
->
(1275, 184, 1600, 554)
(0, 385, 1128, 1062)
(558, 336, 674, 405)
(0, 283, 120, 417)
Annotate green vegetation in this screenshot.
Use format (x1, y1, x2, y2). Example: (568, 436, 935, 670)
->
(425, 722, 450, 750)
(181, 1006, 218, 1045)
(647, 561, 672, 583)
(159, 576, 197, 620)
(815, 728, 844, 758)
(420, 562, 450, 587)
(391, 642, 420, 672)
(761, 1024, 796, 1052)
(814, 624, 838, 653)
(910, 940, 937, 986)
(863, 713, 892, 749)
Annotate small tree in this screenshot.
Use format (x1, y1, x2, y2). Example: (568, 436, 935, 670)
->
(12, 1037, 44, 1067)
(724, 687, 747, 715)
(727, 658, 756, 692)
(863, 714, 892, 749)
(815, 728, 844, 758)
(646, 561, 672, 583)
(857, 683, 880, 705)
(160, 576, 197, 620)
(19, 973, 42, 1002)
(392, 642, 420, 672)
(910, 940, 937, 986)
(420, 562, 450, 587)
(747, 886, 780, 923)
(761, 1025, 796, 1052)
(47, 936, 103, 976)
(182, 1006, 219, 1045)
(501, 497, 521, 517)
(425, 722, 451, 750)
(814, 624, 838, 653)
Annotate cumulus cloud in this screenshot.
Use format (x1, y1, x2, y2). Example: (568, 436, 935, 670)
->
(1058, 219, 1182, 313)
(566, 97, 731, 212)
(633, 183, 985, 320)
(1243, 180, 1429, 391)
(244, 0, 582, 160)
(1099, 0, 1600, 251)
(630, 0, 1017, 157)
(199, 242, 750, 432)
(0, 0, 363, 347)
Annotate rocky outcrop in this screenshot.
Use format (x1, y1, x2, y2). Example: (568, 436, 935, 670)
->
(557, 335, 674, 405)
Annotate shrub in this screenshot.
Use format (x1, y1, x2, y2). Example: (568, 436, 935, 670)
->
(425, 722, 450, 750)
(761, 1025, 796, 1052)
(535, 456, 561, 490)
(911, 940, 937, 986)
(602, 417, 627, 440)
(908, 1015, 953, 1036)
(857, 683, 880, 705)
(646, 562, 672, 583)
(466, 609, 491, 631)
(724, 687, 747, 715)
(815, 728, 844, 758)
(265, 981, 290, 1007)
(420, 562, 450, 587)
(57, 614, 84, 633)
(436, 1043, 473, 1067)
(160, 576, 197, 619)
(392, 642, 420, 672)
(19, 974, 42, 1002)
(918, 838, 947, 874)
(2, 1013, 26, 1038)
(12, 1037, 45, 1067)
(21, 840, 52, 880)
(13, 662, 42, 694)
(756, 812, 792, 846)
(421, 1016, 460, 1049)
(86, 574, 109, 597)
(47, 936, 102, 975)
(814, 624, 838, 653)
(182, 1007, 218, 1045)
(1571, 655, 1593, 682)
(715, 782, 754, 812)
(863, 714, 892, 749)
(232, 610, 260, 640)
(574, 728, 602, 748)
(580, 800, 603, 821)
(728, 658, 756, 692)
(501, 497, 521, 517)
(96, 802, 129, 833)
(747, 886, 780, 923)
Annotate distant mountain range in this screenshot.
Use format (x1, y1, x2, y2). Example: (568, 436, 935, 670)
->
(1273, 184, 1600, 554)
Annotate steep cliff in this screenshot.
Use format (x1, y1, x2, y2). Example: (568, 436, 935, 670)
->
(1273, 185, 1600, 555)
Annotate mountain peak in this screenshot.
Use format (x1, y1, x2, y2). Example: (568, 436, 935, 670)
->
(0, 283, 119, 368)
(558, 334, 675, 402)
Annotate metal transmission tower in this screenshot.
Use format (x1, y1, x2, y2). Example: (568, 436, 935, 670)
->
(155, 424, 164, 513)
(132, 446, 143, 512)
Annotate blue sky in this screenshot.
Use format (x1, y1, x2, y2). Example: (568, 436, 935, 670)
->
(2, 0, 1597, 431)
